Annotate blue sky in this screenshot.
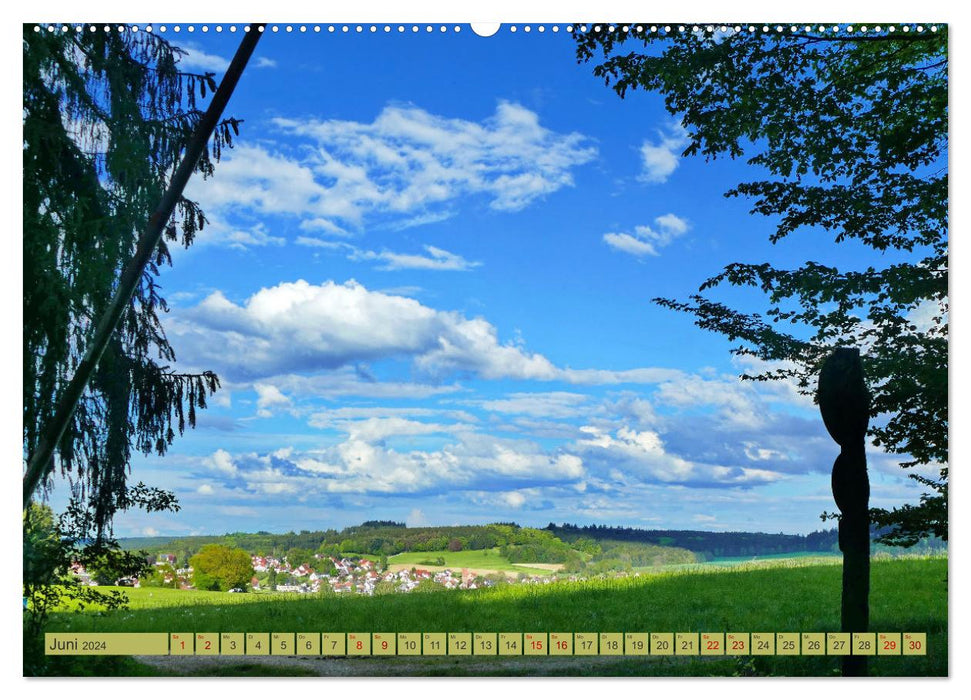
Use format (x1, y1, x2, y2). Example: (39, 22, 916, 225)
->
(56, 25, 941, 538)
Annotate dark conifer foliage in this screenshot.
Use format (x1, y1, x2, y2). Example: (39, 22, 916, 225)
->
(23, 26, 239, 537)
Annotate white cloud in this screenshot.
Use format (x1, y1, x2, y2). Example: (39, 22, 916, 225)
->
(407, 508, 429, 527)
(185, 100, 596, 248)
(196, 219, 285, 250)
(204, 449, 237, 476)
(174, 279, 559, 382)
(296, 238, 480, 272)
(205, 432, 586, 498)
(254, 383, 292, 418)
(188, 102, 596, 238)
(603, 232, 659, 257)
(274, 102, 596, 214)
(477, 392, 591, 419)
(654, 373, 766, 429)
(343, 417, 471, 442)
(187, 144, 347, 221)
(575, 424, 787, 487)
(174, 44, 230, 73)
(604, 214, 691, 257)
(308, 406, 477, 429)
(173, 279, 711, 388)
(349, 245, 481, 272)
(254, 56, 277, 69)
(638, 122, 689, 184)
(252, 370, 463, 401)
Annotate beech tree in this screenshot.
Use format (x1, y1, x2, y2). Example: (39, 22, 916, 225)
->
(23, 26, 240, 537)
(191, 544, 255, 591)
(575, 24, 947, 545)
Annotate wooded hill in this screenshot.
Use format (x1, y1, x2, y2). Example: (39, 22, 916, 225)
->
(120, 520, 850, 565)
(545, 523, 840, 560)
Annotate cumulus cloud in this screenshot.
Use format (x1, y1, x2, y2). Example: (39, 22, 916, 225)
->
(638, 122, 690, 183)
(476, 392, 592, 419)
(174, 44, 230, 73)
(308, 406, 477, 429)
(189, 102, 597, 240)
(407, 508, 429, 527)
(203, 449, 238, 476)
(195, 431, 586, 498)
(196, 220, 285, 250)
(254, 383, 292, 418)
(575, 425, 787, 487)
(172, 279, 724, 389)
(298, 240, 481, 272)
(274, 102, 597, 214)
(349, 245, 481, 272)
(173, 279, 558, 382)
(604, 213, 690, 257)
(343, 417, 472, 442)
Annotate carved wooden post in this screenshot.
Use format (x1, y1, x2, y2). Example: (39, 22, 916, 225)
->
(817, 347, 870, 676)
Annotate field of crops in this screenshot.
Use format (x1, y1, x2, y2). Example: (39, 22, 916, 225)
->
(35, 555, 947, 677)
(388, 547, 560, 575)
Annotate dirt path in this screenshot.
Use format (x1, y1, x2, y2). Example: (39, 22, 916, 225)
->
(136, 652, 667, 676)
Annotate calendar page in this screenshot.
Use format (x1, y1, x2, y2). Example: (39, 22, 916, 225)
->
(21, 6, 948, 681)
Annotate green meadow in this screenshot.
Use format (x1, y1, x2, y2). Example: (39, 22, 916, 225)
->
(35, 555, 947, 677)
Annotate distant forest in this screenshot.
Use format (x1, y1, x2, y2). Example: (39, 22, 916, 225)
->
(546, 523, 839, 560)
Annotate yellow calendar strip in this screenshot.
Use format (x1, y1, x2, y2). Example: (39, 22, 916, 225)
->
(322, 632, 345, 655)
(599, 632, 623, 655)
(751, 632, 774, 655)
(44, 632, 928, 656)
(221, 633, 244, 656)
(246, 632, 269, 655)
(372, 632, 396, 656)
(549, 632, 572, 656)
(271, 632, 295, 655)
(802, 632, 825, 655)
(524, 632, 547, 655)
(700, 632, 724, 656)
(776, 632, 799, 655)
(853, 633, 876, 656)
(676, 632, 698, 655)
(348, 632, 371, 655)
(474, 632, 497, 655)
(448, 632, 472, 655)
(297, 632, 320, 655)
(878, 632, 901, 656)
(648, 632, 671, 655)
(170, 632, 193, 655)
(827, 632, 851, 656)
(398, 632, 421, 655)
(195, 632, 219, 656)
(422, 632, 446, 655)
(903, 633, 926, 655)
(499, 632, 522, 655)
(45, 633, 169, 656)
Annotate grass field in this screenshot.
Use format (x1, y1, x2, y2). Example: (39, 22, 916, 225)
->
(388, 547, 560, 575)
(636, 552, 843, 574)
(32, 555, 947, 677)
